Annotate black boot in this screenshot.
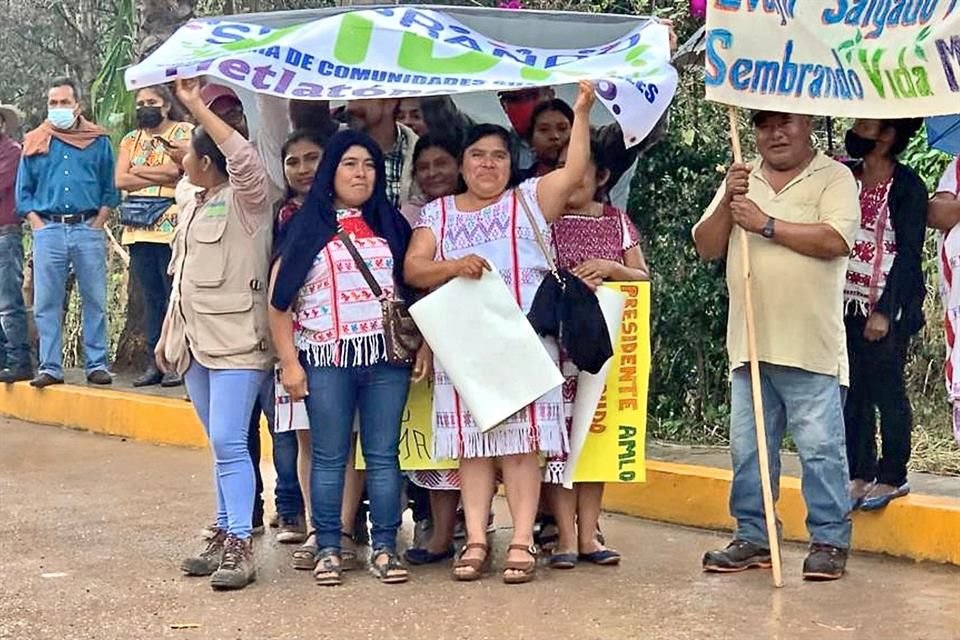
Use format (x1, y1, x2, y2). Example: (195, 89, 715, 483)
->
(133, 365, 163, 387)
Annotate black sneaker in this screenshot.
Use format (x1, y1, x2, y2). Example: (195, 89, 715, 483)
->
(210, 534, 256, 590)
(803, 544, 847, 581)
(30, 373, 64, 389)
(703, 540, 772, 573)
(86, 370, 113, 385)
(132, 365, 163, 388)
(181, 529, 226, 576)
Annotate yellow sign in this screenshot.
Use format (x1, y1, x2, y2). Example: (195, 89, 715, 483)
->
(356, 381, 458, 471)
(573, 282, 649, 483)
(359, 282, 649, 477)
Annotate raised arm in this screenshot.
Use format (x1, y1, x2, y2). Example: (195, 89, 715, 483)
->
(176, 78, 268, 227)
(536, 81, 595, 222)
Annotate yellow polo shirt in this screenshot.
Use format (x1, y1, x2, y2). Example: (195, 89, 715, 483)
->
(694, 152, 860, 384)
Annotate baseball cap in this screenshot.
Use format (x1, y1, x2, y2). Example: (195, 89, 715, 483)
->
(200, 84, 242, 110)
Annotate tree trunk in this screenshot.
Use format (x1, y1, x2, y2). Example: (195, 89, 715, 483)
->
(114, 0, 196, 372)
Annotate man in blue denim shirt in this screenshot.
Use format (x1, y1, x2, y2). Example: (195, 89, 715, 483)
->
(16, 78, 120, 388)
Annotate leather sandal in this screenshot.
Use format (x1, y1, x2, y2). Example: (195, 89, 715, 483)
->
(313, 548, 343, 586)
(369, 548, 409, 584)
(292, 531, 317, 570)
(503, 544, 538, 584)
(452, 542, 490, 582)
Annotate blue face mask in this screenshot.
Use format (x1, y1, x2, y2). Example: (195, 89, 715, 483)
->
(48, 107, 77, 130)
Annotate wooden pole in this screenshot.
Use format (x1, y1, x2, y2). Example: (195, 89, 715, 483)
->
(726, 105, 784, 588)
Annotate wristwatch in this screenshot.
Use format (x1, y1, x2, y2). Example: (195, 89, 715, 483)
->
(761, 216, 776, 239)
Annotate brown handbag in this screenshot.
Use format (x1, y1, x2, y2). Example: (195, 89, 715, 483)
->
(336, 228, 422, 365)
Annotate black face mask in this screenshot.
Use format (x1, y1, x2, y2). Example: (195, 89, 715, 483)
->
(136, 106, 164, 130)
(845, 130, 877, 159)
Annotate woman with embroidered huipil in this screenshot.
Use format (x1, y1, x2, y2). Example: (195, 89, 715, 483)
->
(269, 130, 427, 587)
(155, 78, 273, 591)
(404, 80, 595, 585)
(842, 119, 927, 512)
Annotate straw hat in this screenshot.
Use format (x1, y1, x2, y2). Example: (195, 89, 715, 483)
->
(0, 104, 23, 132)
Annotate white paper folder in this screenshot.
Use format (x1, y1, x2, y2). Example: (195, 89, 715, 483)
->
(410, 269, 564, 432)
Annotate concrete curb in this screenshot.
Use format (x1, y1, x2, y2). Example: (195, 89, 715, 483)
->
(2, 382, 958, 566)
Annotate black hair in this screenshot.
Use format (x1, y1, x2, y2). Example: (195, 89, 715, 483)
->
(49, 77, 82, 102)
(412, 133, 462, 171)
(881, 118, 923, 157)
(457, 123, 524, 194)
(527, 98, 574, 141)
(190, 126, 228, 176)
(273, 130, 413, 311)
(587, 129, 611, 203)
(280, 128, 328, 200)
(135, 84, 185, 122)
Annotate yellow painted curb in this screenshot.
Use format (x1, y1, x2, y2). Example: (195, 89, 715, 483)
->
(2, 382, 958, 566)
(0, 382, 275, 454)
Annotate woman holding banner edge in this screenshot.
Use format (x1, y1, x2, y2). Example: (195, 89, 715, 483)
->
(404, 80, 595, 584)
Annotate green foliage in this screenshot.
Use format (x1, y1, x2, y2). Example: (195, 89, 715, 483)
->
(629, 66, 734, 444)
(90, 0, 137, 142)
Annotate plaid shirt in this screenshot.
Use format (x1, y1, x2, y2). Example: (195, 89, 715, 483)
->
(383, 124, 412, 209)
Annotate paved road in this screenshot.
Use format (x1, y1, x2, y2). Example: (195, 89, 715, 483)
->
(1, 418, 958, 640)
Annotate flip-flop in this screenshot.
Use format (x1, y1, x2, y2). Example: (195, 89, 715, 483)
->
(404, 546, 456, 566)
(579, 549, 622, 566)
(549, 553, 578, 570)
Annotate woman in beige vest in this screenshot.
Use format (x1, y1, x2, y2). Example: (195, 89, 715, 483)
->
(155, 78, 272, 591)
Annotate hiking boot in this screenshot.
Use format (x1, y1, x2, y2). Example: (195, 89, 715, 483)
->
(803, 544, 847, 581)
(0, 366, 34, 384)
(702, 540, 772, 573)
(276, 515, 307, 544)
(210, 534, 256, 590)
(181, 529, 226, 576)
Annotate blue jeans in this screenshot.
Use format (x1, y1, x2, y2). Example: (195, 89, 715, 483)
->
(729, 364, 852, 549)
(252, 373, 303, 521)
(0, 231, 30, 371)
(32, 221, 108, 378)
(128, 242, 171, 361)
(304, 361, 409, 552)
(184, 362, 267, 539)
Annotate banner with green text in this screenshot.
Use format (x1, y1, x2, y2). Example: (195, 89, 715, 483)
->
(705, 0, 960, 117)
(124, 7, 677, 147)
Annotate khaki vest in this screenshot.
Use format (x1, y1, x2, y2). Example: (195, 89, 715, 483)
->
(161, 181, 274, 374)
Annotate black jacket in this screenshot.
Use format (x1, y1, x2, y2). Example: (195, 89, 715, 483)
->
(848, 161, 928, 336)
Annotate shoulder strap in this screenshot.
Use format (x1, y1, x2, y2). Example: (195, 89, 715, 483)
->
(515, 188, 557, 273)
(336, 227, 385, 299)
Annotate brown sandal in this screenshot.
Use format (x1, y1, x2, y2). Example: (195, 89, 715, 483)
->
(503, 544, 538, 584)
(452, 542, 490, 582)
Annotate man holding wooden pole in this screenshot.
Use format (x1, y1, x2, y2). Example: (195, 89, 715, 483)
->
(693, 110, 860, 581)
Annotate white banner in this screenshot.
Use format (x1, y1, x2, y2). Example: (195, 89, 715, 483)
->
(125, 7, 677, 147)
(705, 0, 960, 117)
